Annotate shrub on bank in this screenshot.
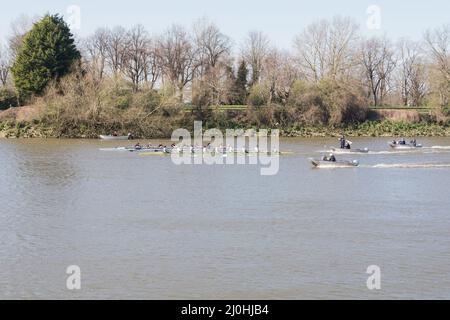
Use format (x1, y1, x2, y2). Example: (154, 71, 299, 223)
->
(0, 88, 19, 110)
(287, 79, 368, 125)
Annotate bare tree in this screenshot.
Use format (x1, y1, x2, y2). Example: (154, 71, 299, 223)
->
(143, 40, 161, 89)
(0, 44, 12, 86)
(105, 26, 127, 76)
(83, 28, 109, 80)
(242, 31, 270, 85)
(424, 25, 450, 106)
(122, 25, 151, 91)
(194, 19, 232, 77)
(359, 37, 396, 106)
(396, 39, 427, 106)
(294, 16, 359, 82)
(193, 19, 232, 104)
(8, 14, 38, 59)
(261, 49, 299, 104)
(157, 24, 199, 101)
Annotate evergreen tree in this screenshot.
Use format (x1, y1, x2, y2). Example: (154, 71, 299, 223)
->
(11, 14, 80, 101)
(233, 60, 248, 104)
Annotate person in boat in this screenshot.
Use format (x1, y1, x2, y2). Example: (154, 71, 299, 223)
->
(339, 135, 351, 149)
(339, 135, 346, 149)
(411, 139, 417, 147)
(322, 153, 336, 162)
(134, 142, 142, 150)
(399, 138, 406, 145)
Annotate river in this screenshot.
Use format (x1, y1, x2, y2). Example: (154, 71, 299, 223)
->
(1, 137, 450, 299)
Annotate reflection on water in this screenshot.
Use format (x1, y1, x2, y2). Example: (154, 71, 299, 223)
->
(1, 137, 450, 299)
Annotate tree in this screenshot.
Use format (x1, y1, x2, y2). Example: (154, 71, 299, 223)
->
(261, 49, 298, 104)
(11, 14, 81, 100)
(396, 39, 427, 106)
(233, 60, 248, 104)
(83, 28, 109, 81)
(193, 19, 232, 104)
(8, 14, 38, 60)
(122, 25, 151, 91)
(143, 39, 161, 90)
(242, 31, 269, 85)
(294, 16, 359, 82)
(424, 25, 450, 107)
(105, 26, 127, 75)
(359, 37, 396, 106)
(0, 44, 12, 86)
(194, 19, 231, 77)
(157, 24, 199, 101)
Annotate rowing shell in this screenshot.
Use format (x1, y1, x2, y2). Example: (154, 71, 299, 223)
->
(330, 147, 369, 154)
(138, 150, 294, 156)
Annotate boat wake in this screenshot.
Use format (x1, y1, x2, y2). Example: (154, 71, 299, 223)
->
(99, 147, 127, 151)
(370, 163, 450, 169)
(319, 149, 450, 155)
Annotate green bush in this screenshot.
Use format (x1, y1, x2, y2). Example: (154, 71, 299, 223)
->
(247, 84, 269, 106)
(0, 88, 19, 110)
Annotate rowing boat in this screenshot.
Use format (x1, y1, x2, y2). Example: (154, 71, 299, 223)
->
(310, 158, 359, 168)
(330, 147, 369, 154)
(388, 142, 422, 149)
(138, 150, 294, 156)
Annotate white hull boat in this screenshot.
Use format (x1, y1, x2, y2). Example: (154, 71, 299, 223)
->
(310, 159, 359, 168)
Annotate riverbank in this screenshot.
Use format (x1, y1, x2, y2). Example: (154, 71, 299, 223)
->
(1, 118, 450, 139)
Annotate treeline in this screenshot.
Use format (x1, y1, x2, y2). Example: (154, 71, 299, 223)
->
(0, 14, 450, 135)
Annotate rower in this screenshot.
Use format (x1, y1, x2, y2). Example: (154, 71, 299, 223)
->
(134, 142, 142, 150)
(323, 153, 336, 162)
(339, 135, 346, 149)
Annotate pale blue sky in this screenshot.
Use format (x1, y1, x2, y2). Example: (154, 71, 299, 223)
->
(1, 0, 449, 49)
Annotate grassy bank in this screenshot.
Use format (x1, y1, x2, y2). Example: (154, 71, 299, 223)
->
(2, 117, 450, 139)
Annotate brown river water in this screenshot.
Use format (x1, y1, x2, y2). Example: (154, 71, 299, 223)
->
(1, 137, 450, 299)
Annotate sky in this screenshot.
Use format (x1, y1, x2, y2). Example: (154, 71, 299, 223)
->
(0, 0, 449, 49)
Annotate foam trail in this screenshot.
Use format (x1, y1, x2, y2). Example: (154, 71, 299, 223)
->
(371, 163, 450, 169)
(430, 146, 450, 149)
